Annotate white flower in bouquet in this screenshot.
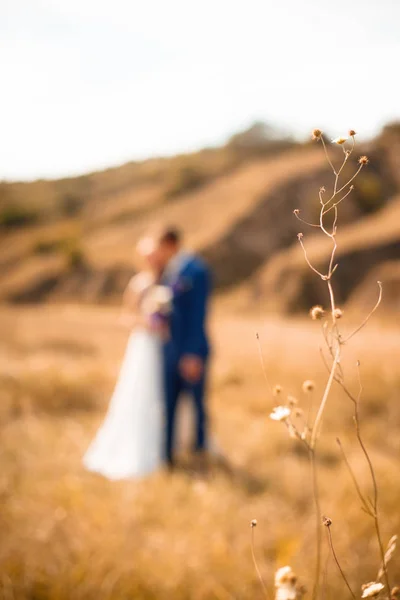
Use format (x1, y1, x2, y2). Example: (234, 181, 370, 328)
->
(142, 285, 173, 317)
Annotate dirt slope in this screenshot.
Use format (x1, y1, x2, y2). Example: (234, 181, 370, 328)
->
(0, 147, 326, 302)
(253, 196, 400, 313)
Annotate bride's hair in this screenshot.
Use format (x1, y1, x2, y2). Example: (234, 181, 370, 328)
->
(136, 225, 182, 260)
(159, 226, 182, 247)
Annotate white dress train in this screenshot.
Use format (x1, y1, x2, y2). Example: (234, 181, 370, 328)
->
(83, 328, 164, 480)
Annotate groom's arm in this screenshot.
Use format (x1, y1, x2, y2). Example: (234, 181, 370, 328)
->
(180, 264, 211, 382)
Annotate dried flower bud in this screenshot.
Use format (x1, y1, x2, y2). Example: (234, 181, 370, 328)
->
(293, 208, 300, 215)
(251, 519, 257, 528)
(333, 308, 343, 319)
(361, 582, 384, 598)
(302, 380, 315, 393)
(310, 305, 325, 320)
(312, 129, 322, 140)
(297, 232, 303, 240)
(349, 129, 357, 137)
(295, 408, 303, 418)
(359, 155, 369, 165)
(322, 515, 332, 527)
(391, 586, 400, 598)
(320, 186, 326, 193)
(287, 395, 298, 407)
(273, 385, 283, 396)
(332, 136, 348, 145)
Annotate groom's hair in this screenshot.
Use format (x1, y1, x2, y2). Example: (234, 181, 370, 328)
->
(159, 226, 182, 247)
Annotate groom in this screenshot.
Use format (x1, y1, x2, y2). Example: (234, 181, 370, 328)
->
(153, 226, 212, 468)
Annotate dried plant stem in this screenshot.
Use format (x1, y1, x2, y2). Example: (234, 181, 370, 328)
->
(256, 333, 273, 396)
(343, 282, 383, 343)
(310, 348, 340, 449)
(354, 368, 390, 593)
(251, 527, 271, 600)
(336, 367, 391, 593)
(325, 525, 356, 599)
(310, 449, 322, 600)
(289, 133, 390, 598)
(320, 136, 336, 176)
(374, 517, 390, 593)
(336, 438, 371, 515)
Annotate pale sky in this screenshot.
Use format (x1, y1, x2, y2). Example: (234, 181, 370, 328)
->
(1, 0, 400, 181)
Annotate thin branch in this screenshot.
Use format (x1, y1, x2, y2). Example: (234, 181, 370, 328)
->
(324, 522, 356, 599)
(298, 235, 327, 280)
(335, 164, 364, 196)
(336, 362, 391, 593)
(320, 136, 337, 176)
(251, 525, 271, 600)
(310, 348, 340, 449)
(343, 282, 383, 343)
(310, 449, 322, 600)
(336, 438, 372, 515)
(256, 333, 273, 395)
(322, 186, 354, 215)
(294, 210, 320, 228)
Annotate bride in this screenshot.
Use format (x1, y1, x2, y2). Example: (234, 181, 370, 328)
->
(83, 240, 172, 480)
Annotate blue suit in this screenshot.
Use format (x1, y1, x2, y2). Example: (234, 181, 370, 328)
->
(163, 254, 211, 464)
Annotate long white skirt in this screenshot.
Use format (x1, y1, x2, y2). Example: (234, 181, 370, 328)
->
(83, 329, 164, 480)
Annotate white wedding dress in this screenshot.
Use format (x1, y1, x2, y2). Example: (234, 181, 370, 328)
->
(83, 321, 164, 480)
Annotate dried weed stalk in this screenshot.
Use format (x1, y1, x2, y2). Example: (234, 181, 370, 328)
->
(254, 130, 397, 600)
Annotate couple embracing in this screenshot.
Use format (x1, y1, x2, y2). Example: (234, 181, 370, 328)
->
(83, 226, 212, 479)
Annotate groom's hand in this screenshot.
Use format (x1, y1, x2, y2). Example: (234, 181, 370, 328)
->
(179, 355, 203, 384)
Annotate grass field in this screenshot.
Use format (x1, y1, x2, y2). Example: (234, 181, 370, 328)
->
(0, 303, 399, 599)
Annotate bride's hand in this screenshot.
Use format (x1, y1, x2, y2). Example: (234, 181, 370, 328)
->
(146, 316, 170, 339)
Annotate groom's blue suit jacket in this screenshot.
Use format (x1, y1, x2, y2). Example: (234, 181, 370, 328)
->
(164, 255, 211, 365)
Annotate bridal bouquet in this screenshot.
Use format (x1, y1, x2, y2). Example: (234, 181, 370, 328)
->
(142, 285, 173, 327)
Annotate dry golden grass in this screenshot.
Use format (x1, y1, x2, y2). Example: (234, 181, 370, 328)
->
(0, 303, 399, 599)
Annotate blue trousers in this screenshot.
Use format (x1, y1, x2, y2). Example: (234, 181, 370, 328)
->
(164, 361, 208, 465)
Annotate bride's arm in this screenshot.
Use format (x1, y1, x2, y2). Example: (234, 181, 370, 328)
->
(118, 276, 148, 330)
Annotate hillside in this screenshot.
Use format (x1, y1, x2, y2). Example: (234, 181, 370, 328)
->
(1, 123, 400, 310)
(250, 195, 400, 314)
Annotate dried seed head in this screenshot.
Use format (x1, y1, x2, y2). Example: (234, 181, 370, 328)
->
(287, 395, 298, 407)
(359, 155, 369, 165)
(332, 136, 348, 145)
(310, 305, 325, 320)
(251, 519, 257, 528)
(295, 408, 304, 418)
(312, 129, 322, 140)
(391, 587, 400, 598)
(273, 385, 283, 396)
(302, 380, 315, 393)
(297, 232, 303, 240)
(349, 129, 357, 137)
(322, 515, 332, 527)
(320, 186, 326, 193)
(361, 582, 385, 598)
(333, 308, 343, 319)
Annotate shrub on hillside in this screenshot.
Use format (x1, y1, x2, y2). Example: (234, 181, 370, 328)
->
(164, 163, 208, 199)
(61, 193, 84, 216)
(59, 238, 86, 269)
(0, 204, 39, 228)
